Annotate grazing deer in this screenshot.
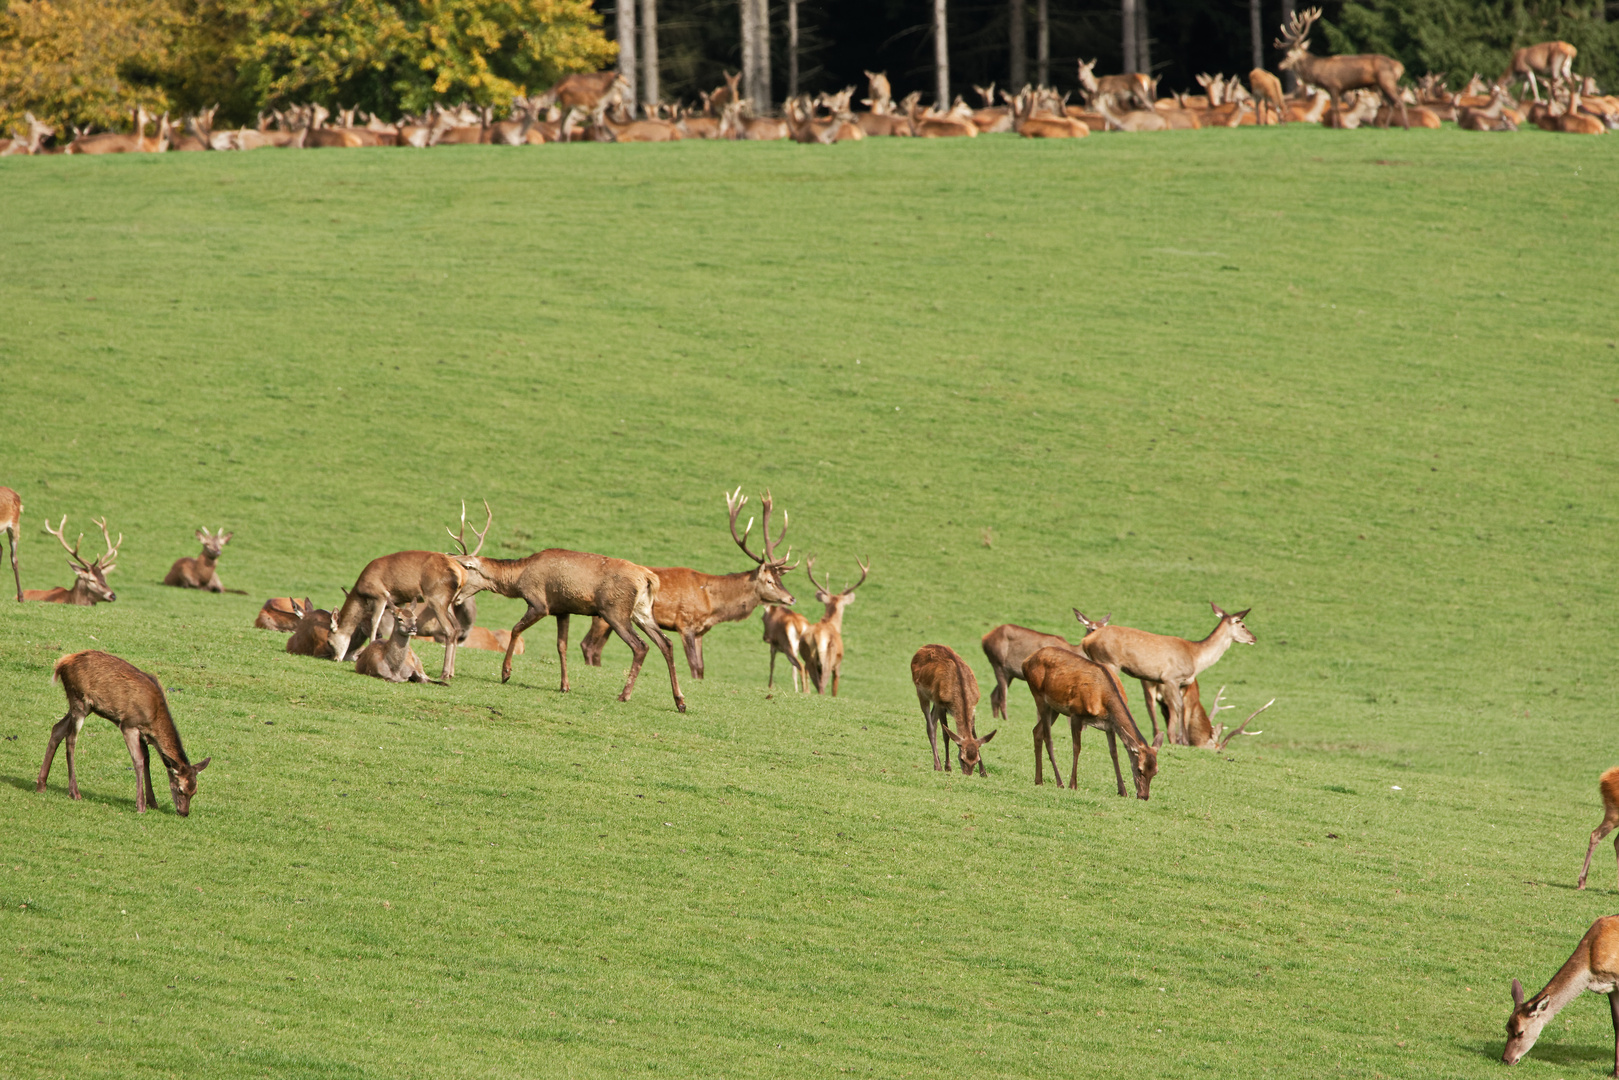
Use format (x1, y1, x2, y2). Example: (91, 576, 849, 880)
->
(863, 71, 893, 114)
(798, 556, 869, 696)
(1250, 69, 1286, 123)
(1579, 767, 1619, 890)
(325, 503, 485, 679)
(912, 644, 995, 775)
(163, 527, 233, 591)
(580, 488, 797, 679)
(763, 605, 812, 691)
(1503, 915, 1619, 1071)
(286, 603, 335, 657)
(355, 600, 430, 683)
(38, 650, 210, 815)
(1175, 683, 1272, 750)
(1075, 603, 1255, 747)
(255, 596, 313, 631)
(452, 539, 686, 711)
(980, 624, 1083, 721)
(1023, 646, 1157, 799)
(0, 486, 21, 600)
(25, 517, 120, 605)
(1499, 41, 1577, 103)
(1277, 8, 1409, 129)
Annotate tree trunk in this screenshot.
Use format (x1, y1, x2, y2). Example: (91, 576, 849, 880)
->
(787, 0, 799, 98)
(741, 0, 758, 110)
(617, 0, 638, 109)
(1036, 0, 1049, 86)
(1249, 0, 1263, 70)
(640, 0, 659, 111)
(1280, 0, 1296, 92)
(1010, 0, 1026, 88)
(934, 0, 950, 105)
(1121, 0, 1137, 74)
(754, 0, 771, 112)
(1136, 0, 1151, 78)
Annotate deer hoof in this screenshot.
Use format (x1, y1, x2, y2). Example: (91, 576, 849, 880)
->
(676, 700, 687, 713)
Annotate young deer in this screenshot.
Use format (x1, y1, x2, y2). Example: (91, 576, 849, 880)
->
(255, 597, 314, 632)
(1250, 68, 1286, 123)
(1503, 915, 1619, 1070)
(980, 624, 1084, 722)
(0, 486, 21, 600)
(1076, 603, 1255, 747)
(798, 556, 869, 696)
(1578, 767, 1619, 890)
(762, 605, 812, 692)
(580, 488, 797, 678)
(24, 516, 120, 605)
(355, 600, 430, 683)
(38, 651, 210, 815)
(163, 527, 233, 591)
(286, 603, 335, 657)
(912, 644, 996, 775)
(1023, 646, 1156, 799)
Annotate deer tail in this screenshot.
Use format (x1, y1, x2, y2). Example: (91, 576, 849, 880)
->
(633, 573, 657, 626)
(52, 652, 76, 685)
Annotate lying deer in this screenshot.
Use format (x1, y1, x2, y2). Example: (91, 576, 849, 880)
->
(255, 596, 314, 631)
(355, 600, 431, 683)
(1578, 766, 1619, 890)
(763, 605, 812, 692)
(24, 516, 120, 605)
(286, 602, 335, 657)
(1503, 915, 1619, 1070)
(580, 488, 796, 679)
(163, 527, 233, 591)
(38, 650, 210, 815)
(1, 113, 55, 156)
(980, 624, 1083, 722)
(1023, 646, 1157, 799)
(799, 556, 869, 696)
(0, 486, 20, 600)
(912, 644, 995, 775)
(1175, 683, 1272, 750)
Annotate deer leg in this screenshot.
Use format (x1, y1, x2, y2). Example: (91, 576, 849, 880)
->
(503, 604, 545, 683)
(1139, 679, 1159, 744)
(138, 737, 158, 809)
(122, 726, 148, 813)
(581, 616, 610, 667)
(556, 613, 576, 692)
(1613, 831, 1619, 892)
(37, 707, 82, 793)
(1105, 728, 1126, 797)
(990, 668, 1008, 721)
(1609, 990, 1619, 1078)
(681, 628, 703, 680)
(922, 693, 943, 770)
(832, 664, 840, 698)
(768, 647, 778, 689)
(939, 706, 955, 772)
(424, 596, 459, 682)
(602, 612, 648, 697)
(1580, 820, 1617, 888)
(7, 528, 19, 602)
(635, 611, 685, 712)
(1069, 718, 1084, 791)
(1162, 682, 1187, 746)
(1527, 69, 1540, 103)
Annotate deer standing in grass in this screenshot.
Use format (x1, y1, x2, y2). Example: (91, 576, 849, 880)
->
(1579, 767, 1619, 891)
(1077, 60, 1155, 111)
(1499, 42, 1577, 103)
(1503, 915, 1619, 1071)
(1250, 69, 1286, 123)
(980, 624, 1085, 722)
(798, 556, 869, 696)
(1023, 646, 1157, 799)
(24, 517, 120, 605)
(0, 486, 21, 600)
(1076, 603, 1255, 746)
(580, 489, 796, 679)
(355, 600, 430, 683)
(38, 651, 210, 815)
(763, 606, 812, 692)
(325, 504, 484, 680)
(163, 527, 233, 591)
(912, 644, 996, 775)
(1277, 8, 1410, 129)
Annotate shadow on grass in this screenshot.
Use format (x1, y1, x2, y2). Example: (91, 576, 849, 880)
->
(1523, 1041, 1615, 1067)
(3, 772, 142, 812)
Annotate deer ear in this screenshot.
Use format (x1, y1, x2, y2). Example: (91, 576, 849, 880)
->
(193, 757, 211, 771)
(1211, 601, 1227, 617)
(1511, 979, 1525, 1008)
(940, 726, 961, 744)
(1235, 608, 1251, 620)
(1529, 996, 1551, 1018)
(979, 729, 998, 745)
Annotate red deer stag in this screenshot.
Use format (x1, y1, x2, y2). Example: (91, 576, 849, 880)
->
(580, 488, 796, 678)
(1176, 683, 1272, 750)
(763, 606, 812, 692)
(355, 599, 431, 683)
(255, 596, 313, 631)
(1076, 603, 1255, 746)
(1499, 41, 1577, 103)
(452, 541, 686, 712)
(324, 503, 485, 680)
(1579, 766, 1619, 890)
(980, 624, 1085, 722)
(798, 556, 869, 696)
(1503, 915, 1619, 1070)
(912, 644, 996, 775)
(24, 517, 120, 605)
(0, 486, 21, 600)
(163, 527, 233, 591)
(38, 651, 210, 815)
(1277, 8, 1410, 129)
(1023, 646, 1157, 799)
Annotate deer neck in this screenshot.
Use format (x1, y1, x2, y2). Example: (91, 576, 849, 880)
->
(68, 579, 98, 605)
(704, 570, 771, 622)
(1526, 947, 1604, 1030)
(1188, 623, 1237, 677)
(818, 598, 848, 632)
(198, 549, 218, 573)
(469, 557, 528, 598)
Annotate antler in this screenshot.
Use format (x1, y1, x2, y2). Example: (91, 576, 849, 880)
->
(842, 556, 871, 596)
(446, 499, 492, 557)
(44, 516, 93, 571)
(1275, 5, 1320, 49)
(1213, 696, 1273, 751)
(725, 487, 763, 565)
(92, 517, 121, 571)
(758, 490, 789, 565)
(804, 554, 827, 594)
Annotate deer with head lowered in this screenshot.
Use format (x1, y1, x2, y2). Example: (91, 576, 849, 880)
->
(1277, 8, 1409, 128)
(1023, 646, 1157, 799)
(1503, 915, 1619, 1071)
(163, 527, 234, 591)
(1499, 41, 1576, 103)
(355, 599, 432, 683)
(324, 503, 485, 680)
(580, 488, 797, 679)
(980, 624, 1085, 722)
(0, 486, 21, 600)
(38, 650, 210, 815)
(798, 556, 869, 696)
(1075, 603, 1256, 747)
(912, 644, 996, 775)
(25, 516, 120, 605)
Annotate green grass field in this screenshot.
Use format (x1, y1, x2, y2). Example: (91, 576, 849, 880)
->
(1, 127, 1616, 1078)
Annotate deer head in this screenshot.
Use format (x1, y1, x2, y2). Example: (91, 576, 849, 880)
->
(806, 556, 869, 615)
(1072, 609, 1112, 633)
(196, 527, 232, 558)
(725, 487, 796, 605)
(1077, 59, 1099, 94)
(942, 725, 998, 775)
(1275, 6, 1323, 70)
(1210, 602, 1256, 645)
(46, 515, 120, 602)
(1503, 979, 1553, 1064)
(1131, 744, 1159, 798)
(166, 755, 211, 816)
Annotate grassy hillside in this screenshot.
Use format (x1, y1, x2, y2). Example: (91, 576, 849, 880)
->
(1, 127, 1616, 1078)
